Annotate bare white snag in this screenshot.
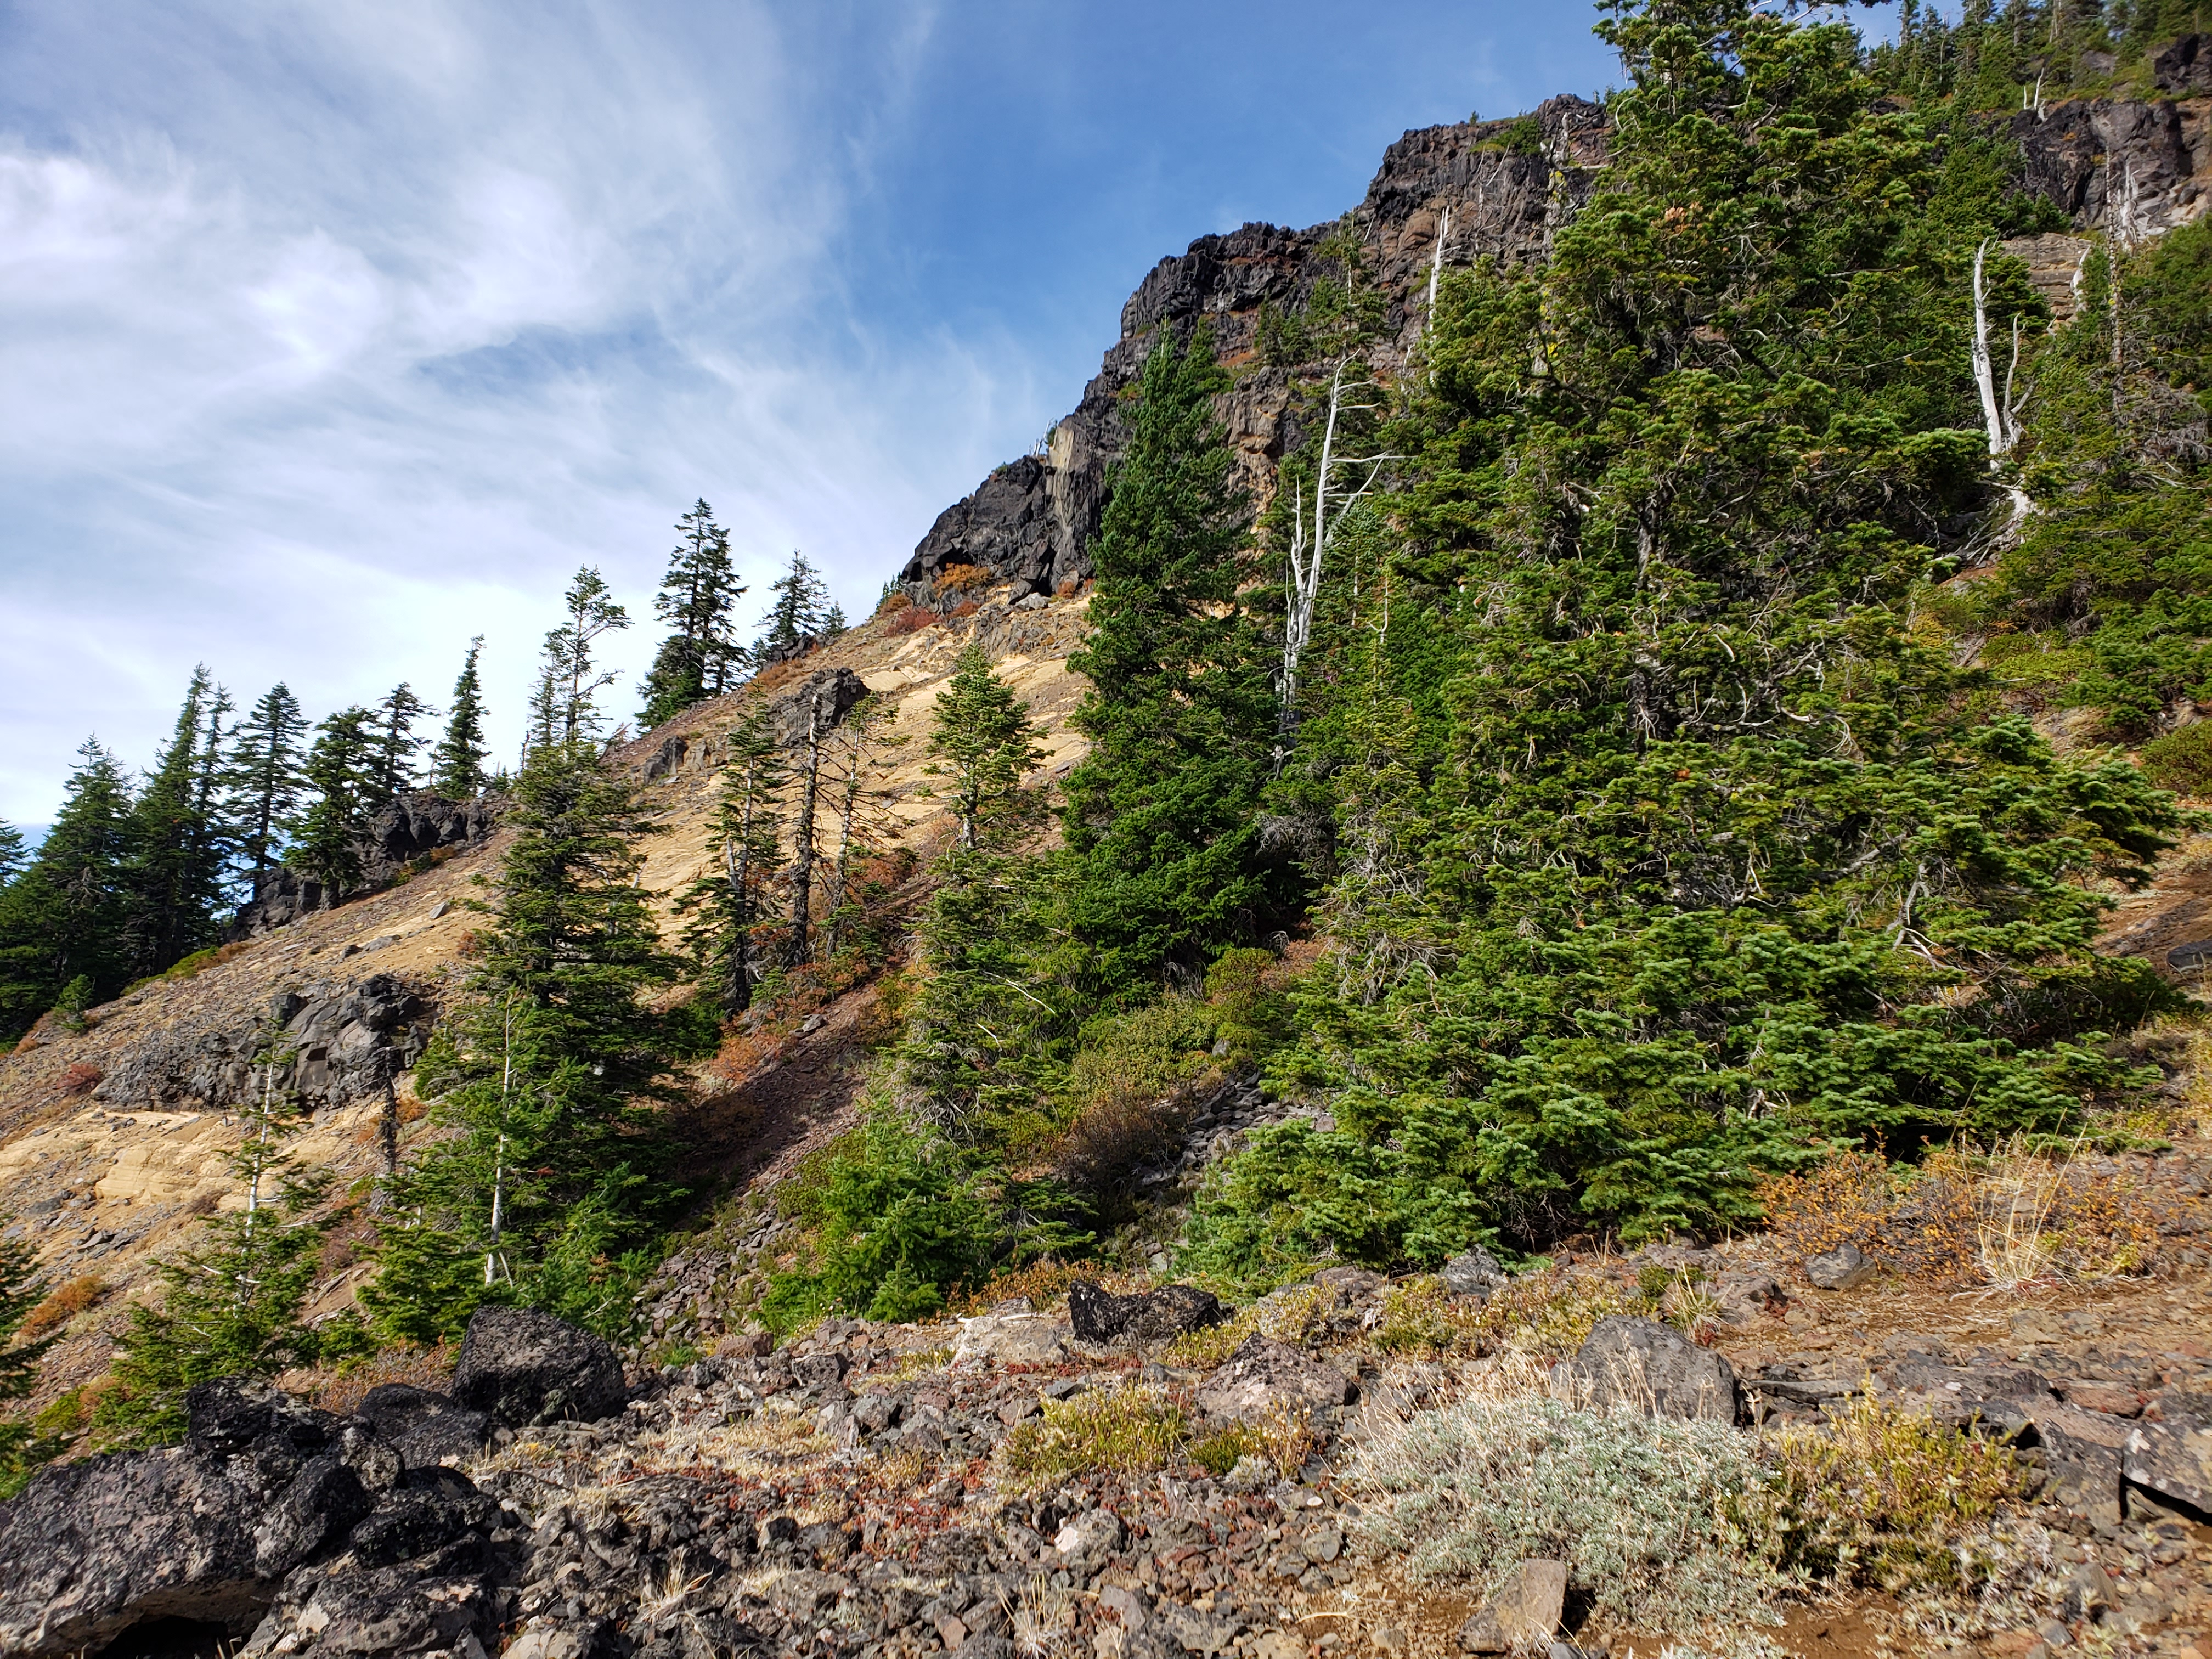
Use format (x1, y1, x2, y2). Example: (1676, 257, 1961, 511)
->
(1971, 239, 2016, 460)
(1971, 239, 2034, 533)
(1280, 360, 1399, 731)
(1424, 205, 1451, 327)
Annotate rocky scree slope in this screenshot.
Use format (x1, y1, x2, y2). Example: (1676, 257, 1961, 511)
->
(0, 592, 1092, 1410)
(10, 1186, 2212, 1659)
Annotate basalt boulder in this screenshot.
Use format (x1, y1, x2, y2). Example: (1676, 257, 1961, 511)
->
(449, 1306, 629, 1427)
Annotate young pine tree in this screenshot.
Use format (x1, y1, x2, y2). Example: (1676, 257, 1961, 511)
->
(0, 1222, 59, 1497)
(365, 738, 692, 1341)
(901, 648, 1049, 1142)
(225, 684, 311, 881)
(366, 683, 436, 810)
(290, 708, 375, 904)
(431, 638, 492, 798)
(1058, 322, 1288, 995)
(637, 501, 747, 729)
(94, 1032, 334, 1447)
(0, 742, 137, 1040)
(680, 712, 788, 1015)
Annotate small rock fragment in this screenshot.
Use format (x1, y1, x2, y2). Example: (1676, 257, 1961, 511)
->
(1804, 1243, 1877, 1290)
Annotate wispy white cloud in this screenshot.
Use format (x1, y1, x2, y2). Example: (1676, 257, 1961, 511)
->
(0, 0, 1614, 821)
(0, 0, 1047, 815)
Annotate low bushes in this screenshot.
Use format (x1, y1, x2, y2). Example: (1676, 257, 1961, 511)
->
(1758, 1143, 2182, 1288)
(1753, 1396, 2022, 1592)
(1348, 1392, 1786, 1634)
(19, 1274, 107, 1342)
(998, 1384, 1313, 1489)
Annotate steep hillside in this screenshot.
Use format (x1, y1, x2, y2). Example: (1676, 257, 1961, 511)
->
(6, 74, 2211, 1402)
(0, 587, 1092, 1404)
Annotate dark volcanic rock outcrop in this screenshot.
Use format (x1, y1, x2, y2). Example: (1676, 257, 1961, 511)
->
(0, 1377, 503, 1657)
(235, 790, 499, 935)
(450, 1306, 629, 1427)
(898, 95, 1609, 607)
(901, 87, 2209, 610)
(91, 972, 437, 1113)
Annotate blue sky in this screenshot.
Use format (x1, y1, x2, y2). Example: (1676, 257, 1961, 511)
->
(0, 1, 1646, 825)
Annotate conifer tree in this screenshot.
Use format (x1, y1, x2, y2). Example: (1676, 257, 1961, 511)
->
(0, 1221, 59, 1497)
(123, 668, 229, 978)
(680, 712, 789, 1014)
(367, 683, 436, 809)
(290, 707, 375, 904)
(0, 823, 24, 888)
(924, 646, 1046, 853)
(538, 568, 631, 748)
(785, 679, 833, 967)
(94, 1028, 333, 1447)
(225, 684, 310, 881)
(757, 552, 833, 659)
(821, 695, 905, 961)
(1058, 323, 1287, 994)
(365, 737, 688, 1340)
(638, 501, 747, 728)
(431, 638, 491, 798)
(0, 742, 136, 1040)
(901, 650, 1050, 1141)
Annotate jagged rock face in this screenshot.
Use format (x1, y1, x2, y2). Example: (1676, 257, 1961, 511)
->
(2157, 35, 2212, 97)
(449, 1306, 628, 1428)
(0, 1376, 506, 1657)
(91, 972, 436, 1113)
(898, 97, 1607, 606)
(900, 88, 2211, 611)
(2011, 96, 2212, 238)
(236, 791, 500, 936)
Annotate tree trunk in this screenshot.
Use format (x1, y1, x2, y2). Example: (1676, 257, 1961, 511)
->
(787, 686, 825, 967)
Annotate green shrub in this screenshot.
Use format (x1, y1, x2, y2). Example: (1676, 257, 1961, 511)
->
(1000, 1385, 1188, 1488)
(2141, 721, 2212, 797)
(763, 1112, 1090, 1330)
(1752, 1395, 2022, 1592)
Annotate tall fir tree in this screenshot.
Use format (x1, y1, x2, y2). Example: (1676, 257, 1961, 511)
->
(225, 684, 311, 881)
(0, 742, 136, 1040)
(637, 501, 747, 729)
(0, 823, 25, 888)
(290, 707, 375, 904)
(537, 568, 631, 749)
(679, 711, 789, 1014)
(367, 683, 436, 810)
(365, 737, 691, 1341)
(900, 649, 1050, 1142)
(756, 552, 833, 658)
(1057, 322, 1288, 995)
(123, 668, 229, 978)
(431, 638, 492, 798)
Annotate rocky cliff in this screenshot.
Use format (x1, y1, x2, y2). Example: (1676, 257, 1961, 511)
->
(900, 89, 2212, 607)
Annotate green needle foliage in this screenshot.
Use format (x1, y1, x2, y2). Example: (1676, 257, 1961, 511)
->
(95, 1034, 336, 1448)
(679, 709, 789, 1015)
(366, 738, 701, 1341)
(0, 1222, 60, 1496)
(1059, 323, 1293, 995)
(432, 638, 492, 799)
(1181, 0, 2184, 1283)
